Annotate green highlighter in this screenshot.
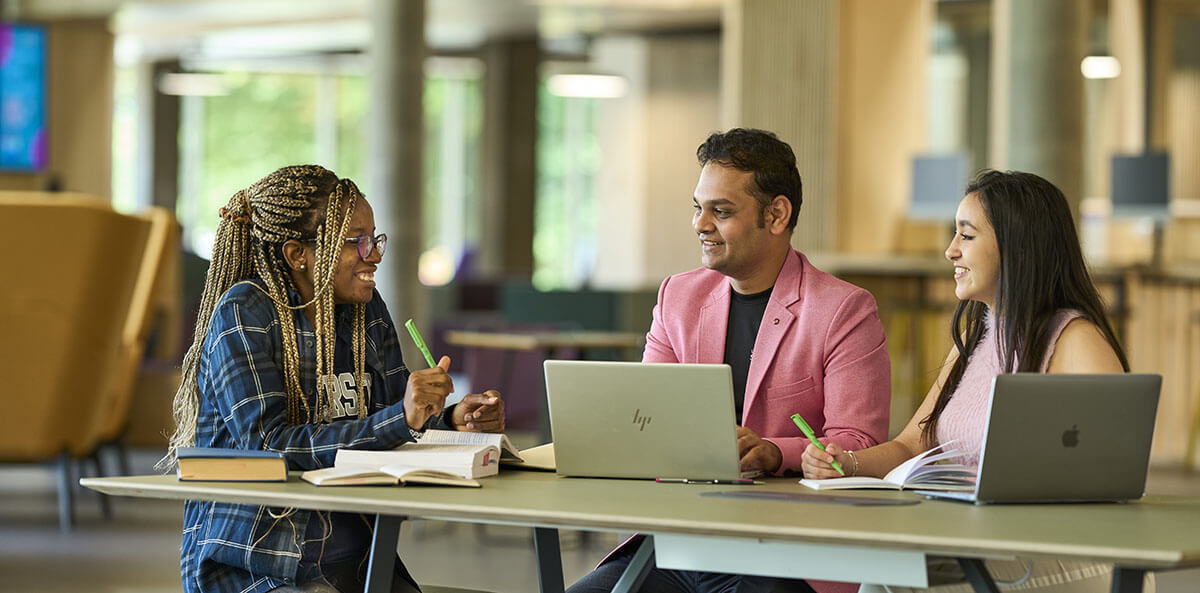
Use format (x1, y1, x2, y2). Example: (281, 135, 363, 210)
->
(790, 413, 845, 476)
(403, 319, 438, 368)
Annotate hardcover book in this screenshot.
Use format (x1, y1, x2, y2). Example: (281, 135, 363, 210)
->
(176, 447, 287, 482)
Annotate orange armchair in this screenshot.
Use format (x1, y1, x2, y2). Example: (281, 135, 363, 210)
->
(0, 193, 152, 531)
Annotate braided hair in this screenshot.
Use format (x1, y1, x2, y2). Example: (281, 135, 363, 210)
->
(160, 165, 369, 469)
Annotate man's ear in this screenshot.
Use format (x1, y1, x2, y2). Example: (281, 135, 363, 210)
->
(281, 240, 308, 271)
(766, 195, 792, 235)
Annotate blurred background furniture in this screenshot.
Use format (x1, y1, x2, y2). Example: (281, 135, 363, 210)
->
(84, 205, 179, 477)
(445, 328, 643, 443)
(0, 192, 178, 531)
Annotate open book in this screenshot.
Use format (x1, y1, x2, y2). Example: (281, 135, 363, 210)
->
(301, 464, 481, 487)
(300, 430, 521, 487)
(417, 429, 523, 462)
(799, 442, 977, 492)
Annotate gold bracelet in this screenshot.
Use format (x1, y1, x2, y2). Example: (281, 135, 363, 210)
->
(845, 449, 860, 476)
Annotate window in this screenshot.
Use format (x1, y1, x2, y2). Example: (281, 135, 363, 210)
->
(113, 59, 483, 269)
(534, 77, 602, 290)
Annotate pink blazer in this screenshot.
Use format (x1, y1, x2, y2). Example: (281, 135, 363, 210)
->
(601, 250, 891, 593)
(644, 248, 891, 473)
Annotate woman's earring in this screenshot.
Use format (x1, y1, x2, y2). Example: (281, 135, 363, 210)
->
(299, 263, 306, 271)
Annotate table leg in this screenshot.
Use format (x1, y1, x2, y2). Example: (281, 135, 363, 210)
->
(1110, 568, 1145, 593)
(612, 535, 655, 593)
(365, 514, 405, 593)
(958, 558, 1001, 593)
(533, 527, 565, 593)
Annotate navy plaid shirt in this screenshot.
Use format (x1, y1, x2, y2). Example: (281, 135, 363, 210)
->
(181, 280, 448, 593)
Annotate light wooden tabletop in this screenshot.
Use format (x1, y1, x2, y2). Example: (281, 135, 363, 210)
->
(82, 471, 1200, 570)
(443, 330, 644, 352)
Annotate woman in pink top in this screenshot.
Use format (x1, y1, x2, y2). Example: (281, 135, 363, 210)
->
(802, 170, 1138, 592)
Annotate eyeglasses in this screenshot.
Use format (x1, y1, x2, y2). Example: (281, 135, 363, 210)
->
(345, 233, 387, 259)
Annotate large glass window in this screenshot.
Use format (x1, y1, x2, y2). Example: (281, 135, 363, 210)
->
(420, 59, 484, 286)
(179, 71, 321, 258)
(534, 78, 601, 291)
(117, 60, 483, 269)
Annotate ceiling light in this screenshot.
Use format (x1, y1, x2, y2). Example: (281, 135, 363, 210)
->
(158, 73, 228, 96)
(547, 74, 628, 98)
(1081, 56, 1121, 79)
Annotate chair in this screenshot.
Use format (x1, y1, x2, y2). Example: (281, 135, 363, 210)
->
(83, 205, 179, 477)
(0, 193, 152, 531)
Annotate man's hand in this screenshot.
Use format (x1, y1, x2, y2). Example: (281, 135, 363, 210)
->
(403, 356, 454, 430)
(452, 390, 505, 433)
(737, 425, 782, 474)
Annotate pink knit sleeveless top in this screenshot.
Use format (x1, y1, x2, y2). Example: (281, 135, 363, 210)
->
(935, 309, 1083, 468)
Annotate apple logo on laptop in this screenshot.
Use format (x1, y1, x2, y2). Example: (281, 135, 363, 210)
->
(1061, 425, 1079, 448)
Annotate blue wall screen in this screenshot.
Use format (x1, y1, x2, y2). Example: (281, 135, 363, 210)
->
(0, 23, 47, 171)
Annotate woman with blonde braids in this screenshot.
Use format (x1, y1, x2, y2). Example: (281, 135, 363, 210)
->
(163, 165, 505, 593)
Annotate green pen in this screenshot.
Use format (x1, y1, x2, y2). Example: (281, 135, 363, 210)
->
(790, 413, 845, 476)
(404, 319, 437, 368)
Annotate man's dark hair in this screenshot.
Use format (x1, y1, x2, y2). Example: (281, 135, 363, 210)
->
(696, 128, 802, 230)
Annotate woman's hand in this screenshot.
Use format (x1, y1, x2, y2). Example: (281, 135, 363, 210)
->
(403, 356, 454, 430)
(452, 390, 506, 433)
(801, 441, 851, 479)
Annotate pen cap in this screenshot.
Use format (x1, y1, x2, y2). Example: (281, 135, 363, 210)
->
(790, 413, 815, 437)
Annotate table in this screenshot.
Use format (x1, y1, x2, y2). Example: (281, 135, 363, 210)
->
(443, 330, 645, 439)
(443, 330, 645, 354)
(82, 472, 1200, 593)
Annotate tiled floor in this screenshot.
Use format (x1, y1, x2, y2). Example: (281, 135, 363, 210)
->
(2, 449, 1199, 593)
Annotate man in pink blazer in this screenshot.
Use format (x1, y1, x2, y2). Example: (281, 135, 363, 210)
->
(568, 129, 890, 593)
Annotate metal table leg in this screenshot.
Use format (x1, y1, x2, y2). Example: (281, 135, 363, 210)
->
(958, 558, 1001, 593)
(1110, 568, 1145, 593)
(365, 514, 405, 593)
(533, 527, 565, 593)
(612, 535, 655, 593)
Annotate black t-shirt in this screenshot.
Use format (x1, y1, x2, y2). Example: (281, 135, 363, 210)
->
(724, 286, 773, 424)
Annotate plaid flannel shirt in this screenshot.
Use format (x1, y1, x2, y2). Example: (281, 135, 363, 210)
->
(180, 280, 448, 593)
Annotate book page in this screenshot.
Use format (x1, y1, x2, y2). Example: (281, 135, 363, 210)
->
(418, 429, 523, 461)
(336, 444, 500, 479)
(799, 476, 900, 490)
(503, 442, 555, 471)
(301, 466, 396, 486)
(301, 465, 481, 487)
(380, 464, 481, 487)
(881, 441, 966, 485)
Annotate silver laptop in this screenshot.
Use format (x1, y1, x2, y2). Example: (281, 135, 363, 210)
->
(920, 373, 1161, 504)
(544, 360, 745, 480)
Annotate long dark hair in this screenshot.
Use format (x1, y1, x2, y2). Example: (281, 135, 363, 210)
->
(920, 170, 1129, 447)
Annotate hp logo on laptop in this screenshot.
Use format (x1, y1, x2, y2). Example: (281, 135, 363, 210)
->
(632, 409, 652, 431)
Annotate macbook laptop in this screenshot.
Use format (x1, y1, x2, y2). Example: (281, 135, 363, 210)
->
(919, 373, 1161, 504)
(544, 360, 746, 481)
